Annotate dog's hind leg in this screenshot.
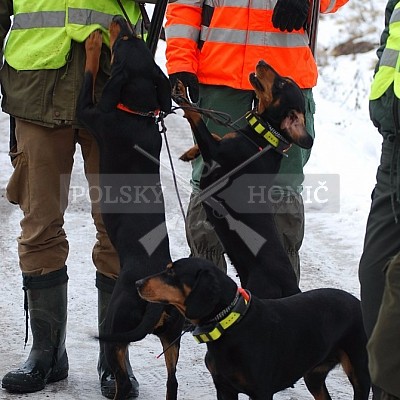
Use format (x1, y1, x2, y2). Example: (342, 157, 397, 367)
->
(303, 359, 337, 400)
(213, 380, 240, 400)
(338, 348, 371, 400)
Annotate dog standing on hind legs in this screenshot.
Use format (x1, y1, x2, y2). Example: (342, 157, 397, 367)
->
(175, 61, 312, 299)
(77, 17, 184, 400)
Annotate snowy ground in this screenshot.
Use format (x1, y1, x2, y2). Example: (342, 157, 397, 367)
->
(0, 0, 386, 398)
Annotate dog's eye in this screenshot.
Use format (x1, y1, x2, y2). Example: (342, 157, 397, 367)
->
(277, 80, 286, 89)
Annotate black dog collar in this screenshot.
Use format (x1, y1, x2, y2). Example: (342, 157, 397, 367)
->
(245, 111, 290, 154)
(192, 288, 251, 344)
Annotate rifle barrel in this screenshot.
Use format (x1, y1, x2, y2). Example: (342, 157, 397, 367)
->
(147, 0, 169, 56)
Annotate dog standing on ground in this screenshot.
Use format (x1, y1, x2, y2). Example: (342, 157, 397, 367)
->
(137, 258, 371, 400)
(77, 16, 183, 400)
(175, 61, 312, 299)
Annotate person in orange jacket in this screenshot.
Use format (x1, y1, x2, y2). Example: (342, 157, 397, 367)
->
(165, 0, 348, 278)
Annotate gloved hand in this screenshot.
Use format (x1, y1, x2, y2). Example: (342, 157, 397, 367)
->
(272, 0, 310, 32)
(169, 72, 199, 103)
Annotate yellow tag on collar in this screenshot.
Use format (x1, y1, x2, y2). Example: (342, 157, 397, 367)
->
(193, 311, 242, 344)
(263, 130, 279, 147)
(194, 328, 222, 344)
(245, 112, 280, 148)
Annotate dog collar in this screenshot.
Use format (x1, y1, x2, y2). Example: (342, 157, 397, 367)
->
(245, 111, 290, 153)
(117, 102, 160, 118)
(192, 287, 251, 344)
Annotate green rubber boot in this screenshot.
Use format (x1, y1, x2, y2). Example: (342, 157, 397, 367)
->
(96, 272, 139, 399)
(2, 267, 69, 393)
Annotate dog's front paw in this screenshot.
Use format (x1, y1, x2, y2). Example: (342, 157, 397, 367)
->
(84, 30, 102, 76)
(172, 80, 190, 106)
(179, 145, 201, 161)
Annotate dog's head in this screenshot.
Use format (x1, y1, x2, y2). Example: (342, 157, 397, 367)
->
(249, 60, 313, 149)
(109, 15, 134, 50)
(136, 258, 235, 323)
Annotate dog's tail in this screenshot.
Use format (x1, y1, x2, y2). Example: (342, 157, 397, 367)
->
(96, 303, 165, 343)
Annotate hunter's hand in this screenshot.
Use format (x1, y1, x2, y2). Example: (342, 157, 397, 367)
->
(272, 0, 310, 32)
(169, 72, 199, 103)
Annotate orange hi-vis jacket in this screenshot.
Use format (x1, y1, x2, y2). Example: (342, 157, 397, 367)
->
(166, 0, 348, 90)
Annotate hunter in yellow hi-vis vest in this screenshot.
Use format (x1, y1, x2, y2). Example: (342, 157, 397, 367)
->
(361, 1, 400, 399)
(0, 0, 144, 397)
(370, 1, 400, 100)
(4, 0, 140, 70)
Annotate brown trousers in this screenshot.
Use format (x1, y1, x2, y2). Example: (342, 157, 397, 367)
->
(6, 119, 120, 278)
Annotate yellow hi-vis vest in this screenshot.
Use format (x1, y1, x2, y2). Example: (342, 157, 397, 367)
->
(4, 0, 140, 71)
(370, 2, 400, 100)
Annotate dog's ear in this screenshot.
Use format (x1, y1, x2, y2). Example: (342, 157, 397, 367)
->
(184, 268, 220, 320)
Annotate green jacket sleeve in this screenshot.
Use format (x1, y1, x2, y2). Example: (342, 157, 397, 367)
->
(0, 0, 13, 66)
(375, 0, 397, 73)
(0, 0, 12, 45)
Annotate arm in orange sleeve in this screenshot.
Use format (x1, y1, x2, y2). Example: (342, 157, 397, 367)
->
(320, 0, 349, 14)
(165, 1, 203, 75)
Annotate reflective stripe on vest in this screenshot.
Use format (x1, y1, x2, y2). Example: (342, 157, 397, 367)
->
(69, 8, 115, 30)
(165, 24, 200, 41)
(199, 27, 307, 47)
(370, 5, 400, 100)
(4, 1, 140, 71)
(66, 1, 139, 47)
(324, 0, 337, 13)
(201, 0, 342, 10)
(12, 11, 66, 29)
(166, 21, 308, 48)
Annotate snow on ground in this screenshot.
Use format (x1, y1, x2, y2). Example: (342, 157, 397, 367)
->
(0, 0, 386, 398)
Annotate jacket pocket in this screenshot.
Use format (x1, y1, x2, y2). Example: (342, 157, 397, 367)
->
(6, 149, 30, 213)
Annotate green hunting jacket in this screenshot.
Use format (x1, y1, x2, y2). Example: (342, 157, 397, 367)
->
(0, 0, 111, 128)
(374, 0, 398, 74)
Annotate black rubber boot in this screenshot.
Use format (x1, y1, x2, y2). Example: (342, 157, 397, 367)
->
(96, 272, 139, 399)
(2, 267, 69, 393)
